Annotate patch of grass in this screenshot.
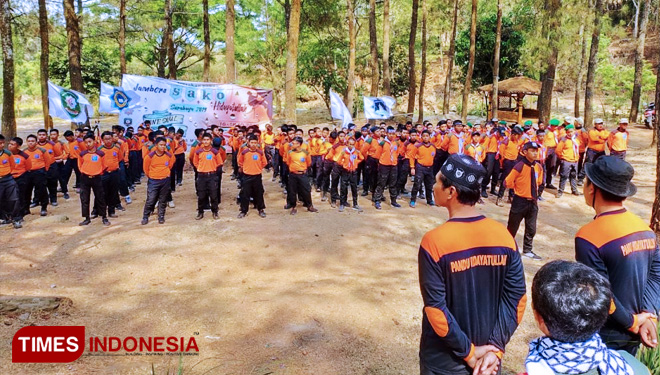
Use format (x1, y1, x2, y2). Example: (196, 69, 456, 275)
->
(637, 344, 660, 374)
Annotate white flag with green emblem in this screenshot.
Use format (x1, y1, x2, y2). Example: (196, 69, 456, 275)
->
(47, 81, 94, 123)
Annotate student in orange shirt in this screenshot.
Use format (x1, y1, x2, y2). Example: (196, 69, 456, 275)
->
(374, 126, 401, 209)
(59, 130, 81, 199)
(8, 137, 31, 224)
(337, 137, 364, 212)
(141, 136, 175, 224)
(192, 133, 222, 220)
(263, 123, 276, 172)
(317, 131, 335, 198)
(173, 129, 187, 186)
(78, 133, 110, 226)
(496, 127, 523, 206)
(112, 128, 132, 206)
(284, 136, 318, 215)
(608, 118, 629, 159)
(237, 134, 268, 218)
(326, 130, 347, 208)
(556, 124, 581, 197)
(98, 131, 122, 218)
(35, 128, 63, 207)
(360, 126, 383, 197)
(410, 130, 437, 207)
(0, 134, 23, 228)
(481, 122, 502, 197)
(397, 128, 417, 195)
(24, 134, 51, 216)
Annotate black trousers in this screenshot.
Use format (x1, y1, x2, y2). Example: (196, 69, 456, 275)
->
(118, 161, 130, 196)
(143, 177, 170, 219)
(507, 195, 538, 253)
(196, 173, 219, 214)
(101, 170, 120, 215)
(240, 174, 266, 213)
(287, 172, 312, 208)
(281, 162, 289, 187)
(545, 147, 557, 186)
(585, 148, 605, 165)
(611, 150, 626, 159)
(231, 150, 239, 177)
(432, 149, 449, 177)
(25, 168, 48, 211)
(397, 157, 410, 193)
(45, 162, 60, 203)
(411, 164, 434, 203)
(0, 176, 21, 221)
(482, 152, 499, 193)
(577, 151, 586, 181)
(311, 155, 323, 185)
(357, 159, 365, 186)
(558, 160, 578, 194)
(340, 168, 359, 206)
(264, 145, 275, 170)
(174, 154, 185, 184)
(320, 159, 333, 193)
(59, 158, 78, 194)
(130, 150, 142, 184)
(364, 156, 379, 194)
(330, 163, 341, 203)
(273, 151, 282, 178)
(14, 174, 28, 218)
(374, 164, 398, 203)
(497, 159, 517, 199)
(80, 174, 106, 219)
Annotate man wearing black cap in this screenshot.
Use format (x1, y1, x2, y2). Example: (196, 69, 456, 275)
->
(496, 126, 523, 206)
(505, 142, 544, 260)
(576, 156, 660, 355)
(418, 154, 526, 375)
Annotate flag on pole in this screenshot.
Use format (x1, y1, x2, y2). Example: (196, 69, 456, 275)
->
(363, 96, 396, 119)
(47, 81, 94, 123)
(99, 82, 141, 114)
(330, 89, 353, 128)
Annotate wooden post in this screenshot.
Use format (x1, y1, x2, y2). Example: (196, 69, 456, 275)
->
(517, 95, 524, 124)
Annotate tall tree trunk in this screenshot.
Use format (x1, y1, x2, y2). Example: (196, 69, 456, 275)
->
(284, 0, 301, 123)
(226, 0, 236, 83)
(368, 0, 379, 97)
(584, 0, 605, 128)
(407, 0, 419, 116)
(630, 0, 651, 123)
(165, 0, 176, 79)
(157, 37, 166, 78)
(0, 0, 16, 138)
(119, 0, 126, 76)
(284, 0, 290, 33)
(575, 24, 587, 118)
(652, 33, 660, 147)
(202, 0, 210, 81)
(538, 0, 561, 124)
(382, 0, 391, 96)
(418, 0, 427, 123)
(345, 0, 356, 114)
(443, 0, 459, 114)
(491, 0, 502, 119)
(460, 0, 477, 122)
(38, 0, 49, 129)
(63, 0, 83, 93)
(651, 36, 660, 231)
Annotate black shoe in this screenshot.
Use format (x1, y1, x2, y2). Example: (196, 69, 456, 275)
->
(391, 201, 401, 208)
(546, 184, 557, 189)
(237, 212, 246, 218)
(330, 201, 337, 208)
(102, 218, 111, 226)
(90, 212, 98, 219)
(307, 206, 318, 213)
(63, 193, 70, 200)
(79, 218, 91, 226)
(419, 195, 426, 200)
(195, 213, 204, 220)
(51, 201, 58, 207)
(490, 190, 497, 195)
(572, 191, 581, 196)
(290, 208, 297, 215)
(258, 210, 266, 218)
(577, 180, 584, 187)
(284, 204, 293, 209)
(141, 217, 149, 225)
(109, 213, 118, 218)
(40, 210, 47, 217)
(523, 251, 543, 260)
(116, 204, 126, 211)
(212, 212, 219, 220)
(557, 191, 563, 198)
(30, 202, 38, 208)
(481, 190, 488, 198)
(374, 202, 382, 210)
(158, 217, 165, 224)
(13, 221, 22, 229)
(361, 191, 369, 196)
(428, 200, 435, 206)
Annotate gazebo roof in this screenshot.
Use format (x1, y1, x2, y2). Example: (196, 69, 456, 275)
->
(478, 76, 542, 96)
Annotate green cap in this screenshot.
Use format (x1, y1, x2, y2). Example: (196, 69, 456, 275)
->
(524, 120, 533, 126)
(498, 120, 507, 125)
(467, 122, 473, 128)
(549, 119, 560, 126)
(565, 124, 575, 130)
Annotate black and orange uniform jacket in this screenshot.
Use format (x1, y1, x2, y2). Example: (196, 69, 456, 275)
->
(377, 139, 400, 166)
(588, 129, 610, 152)
(9, 150, 31, 178)
(188, 140, 201, 165)
(99, 145, 121, 172)
(238, 148, 267, 175)
(608, 129, 629, 153)
(0, 149, 14, 177)
(504, 159, 544, 199)
(24, 147, 52, 171)
(575, 208, 660, 347)
(143, 151, 175, 179)
(78, 149, 106, 177)
(409, 142, 436, 168)
(337, 146, 364, 172)
(360, 136, 383, 159)
(556, 136, 580, 163)
(419, 216, 526, 374)
(440, 131, 466, 155)
(193, 147, 225, 173)
(37, 140, 64, 166)
(286, 149, 311, 173)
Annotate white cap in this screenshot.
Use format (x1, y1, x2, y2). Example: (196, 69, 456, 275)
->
(575, 117, 584, 125)
(491, 117, 498, 122)
(564, 116, 573, 123)
(594, 118, 604, 124)
(619, 118, 629, 124)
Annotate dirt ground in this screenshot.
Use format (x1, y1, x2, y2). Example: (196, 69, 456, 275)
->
(0, 116, 657, 375)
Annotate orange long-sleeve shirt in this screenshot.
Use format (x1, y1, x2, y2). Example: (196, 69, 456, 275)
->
(286, 149, 311, 173)
(378, 139, 400, 166)
(432, 133, 446, 150)
(588, 129, 610, 152)
(360, 137, 383, 159)
(556, 136, 580, 163)
(238, 148, 267, 175)
(337, 146, 364, 172)
(193, 147, 225, 173)
(188, 140, 200, 164)
(499, 138, 520, 161)
(24, 147, 51, 171)
(441, 132, 466, 155)
(505, 159, 544, 199)
(143, 151, 175, 179)
(99, 145, 121, 172)
(465, 143, 486, 163)
(543, 130, 558, 148)
(174, 139, 187, 155)
(608, 130, 628, 152)
(410, 142, 436, 168)
(8, 150, 31, 178)
(0, 150, 13, 177)
(37, 140, 63, 165)
(78, 149, 106, 176)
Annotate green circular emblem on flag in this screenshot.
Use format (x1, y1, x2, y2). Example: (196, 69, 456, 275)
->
(60, 89, 82, 119)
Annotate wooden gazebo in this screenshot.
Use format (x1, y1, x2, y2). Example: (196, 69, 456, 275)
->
(478, 76, 541, 124)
